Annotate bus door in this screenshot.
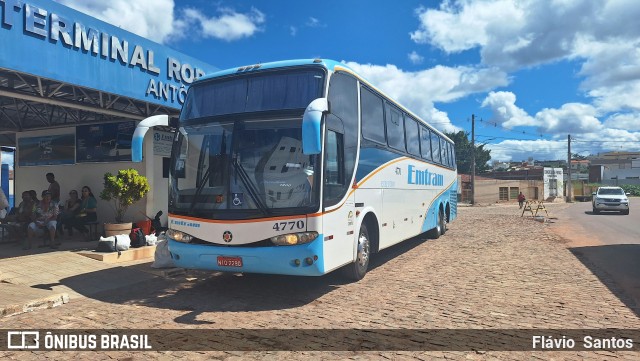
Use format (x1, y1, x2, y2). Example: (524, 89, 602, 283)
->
(321, 116, 356, 272)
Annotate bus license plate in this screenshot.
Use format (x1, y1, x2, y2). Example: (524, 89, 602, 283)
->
(217, 256, 243, 267)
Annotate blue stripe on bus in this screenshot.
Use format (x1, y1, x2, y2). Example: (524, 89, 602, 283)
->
(420, 182, 458, 233)
(168, 235, 325, 276)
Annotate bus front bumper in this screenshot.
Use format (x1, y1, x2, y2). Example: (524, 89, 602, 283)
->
(167, 238, 325, 276)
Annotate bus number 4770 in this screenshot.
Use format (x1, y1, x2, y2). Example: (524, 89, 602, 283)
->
(273, 221, 305, 232)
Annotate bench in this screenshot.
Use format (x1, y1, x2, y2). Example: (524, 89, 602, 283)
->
(86, 221, 100, 241)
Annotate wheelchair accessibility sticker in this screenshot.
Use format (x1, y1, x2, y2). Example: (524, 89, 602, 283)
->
(232, 193, 244, 206)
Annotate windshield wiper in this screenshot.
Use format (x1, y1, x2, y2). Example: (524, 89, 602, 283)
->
(188, 166, 212, 215)
(232, 157, 270, 216)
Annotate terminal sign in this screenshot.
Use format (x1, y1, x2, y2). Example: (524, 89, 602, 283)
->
(0, 0, 214, 106)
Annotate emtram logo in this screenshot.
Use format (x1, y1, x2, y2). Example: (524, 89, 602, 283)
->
(7, 331, 40, 349)
(407, 165, 444, 187)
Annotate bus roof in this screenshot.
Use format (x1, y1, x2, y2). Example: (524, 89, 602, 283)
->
(195, 59, 453, 143)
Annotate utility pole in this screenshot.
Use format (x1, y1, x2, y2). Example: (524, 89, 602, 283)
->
(471, 114, 475, 205)
(567, 134, 573, 203)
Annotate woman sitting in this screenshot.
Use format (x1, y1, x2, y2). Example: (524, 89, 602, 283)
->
(5, 191, 37, 240)
(57, 189, 82, 238)
(26, 190, 59, 249)
(68, 186, 98, 240)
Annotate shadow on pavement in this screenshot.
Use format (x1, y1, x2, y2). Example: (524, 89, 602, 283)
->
(584, 210, 627, 216)
(0, 238, 98, 260)
(53, 233, 432, 324)
(570, 244, 640, 318)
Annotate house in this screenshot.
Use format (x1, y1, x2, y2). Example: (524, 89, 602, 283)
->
(458, 173, 544, 204)
(588, 152, 640, 185)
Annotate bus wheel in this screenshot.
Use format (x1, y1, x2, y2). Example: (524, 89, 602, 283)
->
(344, 224, 371, 281)
(440, 208, 447, 236)
(427, 209, 442, 239)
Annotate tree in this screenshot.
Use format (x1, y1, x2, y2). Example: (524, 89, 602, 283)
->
(444, 131, 492, 174)
(572, 153, 587, 160)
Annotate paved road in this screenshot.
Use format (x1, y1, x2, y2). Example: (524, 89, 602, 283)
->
(555, 198, 639, 245)
(548, 198, 640, 315)
(1, 204, 639, 360)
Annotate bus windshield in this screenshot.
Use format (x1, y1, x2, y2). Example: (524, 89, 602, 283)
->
(169, 118, 320, 219)
(181, 68, 325, 120)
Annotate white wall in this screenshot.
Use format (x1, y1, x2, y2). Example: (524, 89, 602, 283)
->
(603, 167, 640, 180)
(15, 127, 167, 224)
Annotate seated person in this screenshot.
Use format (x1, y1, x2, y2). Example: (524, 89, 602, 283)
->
(26, 190, 59, 249)
(68, 186, 98, 240)
(0, 189, 8, 219)
(57, 189, 81, 237)
(5, 191, 36, 240)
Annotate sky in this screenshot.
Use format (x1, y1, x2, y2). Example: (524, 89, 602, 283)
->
(52, 0, 640, 164)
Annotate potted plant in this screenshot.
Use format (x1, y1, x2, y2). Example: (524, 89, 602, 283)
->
(100, 168, 150, 236)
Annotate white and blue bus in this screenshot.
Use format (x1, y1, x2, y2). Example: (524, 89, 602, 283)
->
(133, 59, 457, 280)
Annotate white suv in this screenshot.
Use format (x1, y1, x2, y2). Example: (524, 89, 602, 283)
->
(592, 186, 630, 215)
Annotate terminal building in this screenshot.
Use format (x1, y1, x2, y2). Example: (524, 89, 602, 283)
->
(0, 0, 217, 225)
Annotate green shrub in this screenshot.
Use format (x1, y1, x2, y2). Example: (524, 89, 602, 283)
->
(100, 168, 150, 223)
(620, 184, 640, 196)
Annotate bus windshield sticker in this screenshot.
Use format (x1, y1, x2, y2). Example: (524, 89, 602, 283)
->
(232, 193, 244, 206)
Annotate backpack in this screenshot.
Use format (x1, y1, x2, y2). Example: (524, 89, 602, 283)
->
(130, 227, 146, 248)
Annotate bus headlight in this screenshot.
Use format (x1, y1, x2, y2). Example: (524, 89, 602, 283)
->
(270, 232, 319, 246)
(166, 229, 194, 243)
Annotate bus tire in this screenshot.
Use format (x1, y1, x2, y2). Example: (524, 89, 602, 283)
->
(427, 208, 443, 239)
(440, 207, 447, 236)
(343, 223, 371, 281)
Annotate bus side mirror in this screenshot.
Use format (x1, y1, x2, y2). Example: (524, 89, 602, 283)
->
(132, 114, 169, 162)
(302, 98, 328, 155)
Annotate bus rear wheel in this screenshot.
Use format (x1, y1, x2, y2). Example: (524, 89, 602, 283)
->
(343, 223, 371, 281)
(427, 208, 444, 239)
(440, 208, 447, 235)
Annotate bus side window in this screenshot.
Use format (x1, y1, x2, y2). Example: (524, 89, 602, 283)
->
(323, 130, 345, 207)
(420, 127, 432, 161)
(440, 138, 449, 167)
(360, 86, 385, 144)
(405, 117, 420, 156)
(449, 143, 456, 169)
(386, 103, 405, 152)
(431, 132, 441, 164)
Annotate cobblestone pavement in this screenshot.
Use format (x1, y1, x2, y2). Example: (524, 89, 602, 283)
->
(1, 204, 639, 360)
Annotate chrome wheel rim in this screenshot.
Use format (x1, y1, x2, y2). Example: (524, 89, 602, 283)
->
(357, 232, 370, 268)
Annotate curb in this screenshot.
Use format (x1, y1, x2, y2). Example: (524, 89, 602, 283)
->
(0, 284, 70, 317)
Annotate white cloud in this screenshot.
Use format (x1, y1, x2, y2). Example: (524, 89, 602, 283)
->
(411, 0, 640, 115)
(481, 91, 602, 135)
(181, 7, 265, 41)
(535, 103, 602, 134)
(481, 91, 536, 128)
(486, 139, 567, 163)
(56, 1, 265, 43)
(408, 51, 424, 65)
(344, 61, 509, 132)
(56, 0, 177, 43)
(479, 92, 640, 160)
(290, 26, 298, 36)
(306, 17, 325, 28)
(488, 131, 640, 161)
(604, 113, 640, 131)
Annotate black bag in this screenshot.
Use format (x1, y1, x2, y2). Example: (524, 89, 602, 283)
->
(96, 238, 116, 252)
(130, 227, 145, 248)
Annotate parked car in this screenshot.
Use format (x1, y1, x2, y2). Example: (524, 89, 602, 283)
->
(592, 186, 630, 215)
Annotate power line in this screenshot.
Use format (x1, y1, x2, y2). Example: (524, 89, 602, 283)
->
(471, 116, 550, 139)
(572, 140, 640, 143)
